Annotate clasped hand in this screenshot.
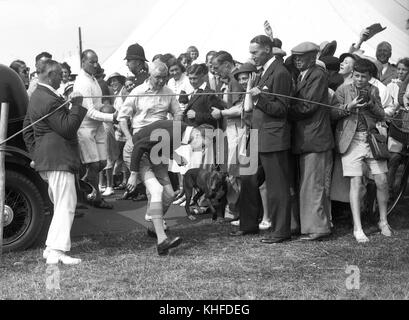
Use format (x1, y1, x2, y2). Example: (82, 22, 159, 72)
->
(347, 96, 368, 111)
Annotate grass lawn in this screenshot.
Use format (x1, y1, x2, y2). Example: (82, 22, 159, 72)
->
(1, 206, 409, 300)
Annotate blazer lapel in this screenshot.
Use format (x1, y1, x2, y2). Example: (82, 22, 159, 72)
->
(296, 67, 315, 93)
(257, 59, 279, 88)
(186, 90, 202, 111)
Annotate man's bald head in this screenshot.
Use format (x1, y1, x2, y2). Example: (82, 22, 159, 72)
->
(81, 49, 99, 76)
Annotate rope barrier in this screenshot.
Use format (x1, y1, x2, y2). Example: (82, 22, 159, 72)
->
(1, 89, 408, 146)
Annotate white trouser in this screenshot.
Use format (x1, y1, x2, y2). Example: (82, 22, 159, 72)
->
(40, 171, 77, 252)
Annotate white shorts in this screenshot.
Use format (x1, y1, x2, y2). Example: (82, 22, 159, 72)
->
(77, 124, 107, 164)
(341, 132, 388, 177)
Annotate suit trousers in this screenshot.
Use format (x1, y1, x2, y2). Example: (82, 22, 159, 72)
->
(40, 171, 77, 252)
(239, 151, 291, 237)
(298, 150, 333, 235)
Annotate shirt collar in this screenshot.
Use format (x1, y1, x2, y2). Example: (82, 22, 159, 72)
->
(38, 82, 63, 97)
(141, 79, 163, 93)
(262, 56, 276, 75)
(80, 68, 97, 81)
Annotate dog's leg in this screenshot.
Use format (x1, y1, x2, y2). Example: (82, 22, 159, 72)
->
(192, 190, 204, 207)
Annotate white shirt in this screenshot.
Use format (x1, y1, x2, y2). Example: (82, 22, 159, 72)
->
(118, 80, 182, 134)
(386, 79, 401, 107)
(73, 69, 113, 127)
(167, 73, 194, 96)
(261, 56, 276, 77)
(57, 81, 73, 96)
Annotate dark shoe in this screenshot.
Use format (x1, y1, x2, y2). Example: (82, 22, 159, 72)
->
(92, 199, 114, 210)
(76, 203, 89, 210)
(300, 233, 330, 241)
(157, 237, 183, 255)
(117, 190, 131, 200)
(114, 182, 127, 190)
(74, 211, 86, 219)
(133, 193, 148, 201)
(291, 229, 301, 236)
(230, 230, 258, 237)
(260, 236, 291, 244)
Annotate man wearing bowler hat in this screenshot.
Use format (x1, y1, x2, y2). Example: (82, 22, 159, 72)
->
(289, 42, 334, 241)
(125, 43, 149, 87)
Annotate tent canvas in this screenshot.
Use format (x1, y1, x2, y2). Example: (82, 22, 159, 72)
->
(102, 0, 409, 76)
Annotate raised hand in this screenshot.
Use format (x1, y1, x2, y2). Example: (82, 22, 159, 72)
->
(264, 20, 274, 39)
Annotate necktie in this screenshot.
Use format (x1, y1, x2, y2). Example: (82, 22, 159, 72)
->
(254, 67, 264, 86)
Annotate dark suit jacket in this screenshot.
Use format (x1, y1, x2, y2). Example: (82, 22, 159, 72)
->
(24, 85, 87, 173)
(333, 83, 385, 154)
(380, 64, 397, 86)
(251, 59, 292, 153)
(183, 88, 225, 128)
(289, 65, 334, 154)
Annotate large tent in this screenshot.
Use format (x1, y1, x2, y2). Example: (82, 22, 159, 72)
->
(103, 0, 409, 76)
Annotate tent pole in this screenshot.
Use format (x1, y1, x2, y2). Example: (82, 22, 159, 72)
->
(0, 102, 10, 260)
(79, 27, 83, 66)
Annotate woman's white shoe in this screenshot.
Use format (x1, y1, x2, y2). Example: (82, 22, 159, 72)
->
(259, 221, 272, 231)
(230, 220, 240, 227)
(353, 230, 369, 243)
(102, 187, 114, 197)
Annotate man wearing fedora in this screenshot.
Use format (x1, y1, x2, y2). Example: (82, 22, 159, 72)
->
(125, 43, 149, 87)
(289, 42, 334, 241)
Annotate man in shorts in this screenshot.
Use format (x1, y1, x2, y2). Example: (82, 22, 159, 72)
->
(73, 49, 118, 208)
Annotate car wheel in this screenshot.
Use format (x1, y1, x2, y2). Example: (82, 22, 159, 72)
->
(2, 170, 45, 252)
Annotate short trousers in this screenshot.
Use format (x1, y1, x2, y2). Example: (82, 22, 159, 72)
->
(341, 132, 388, 177)
(77, 124, 107, 164)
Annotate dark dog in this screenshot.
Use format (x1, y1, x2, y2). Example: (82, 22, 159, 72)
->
(182, 168, 228, 221)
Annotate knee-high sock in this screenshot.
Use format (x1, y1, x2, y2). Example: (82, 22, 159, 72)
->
(148, 202, 167, 244)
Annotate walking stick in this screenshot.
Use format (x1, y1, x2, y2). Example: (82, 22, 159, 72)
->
(0, 102, 10, 259)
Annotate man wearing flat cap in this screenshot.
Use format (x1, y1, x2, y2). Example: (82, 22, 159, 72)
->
(125, 43, 149, 87)
(289, 42, 334, 241)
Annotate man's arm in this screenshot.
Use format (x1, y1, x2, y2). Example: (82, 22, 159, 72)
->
(118, 95, 137, 140)
(74, 80, 115, 122)
(290, 71, 327, 119)
(45, 96, 88, 140)
(22, 113, 35, 156)
(169, 95, 183, 121)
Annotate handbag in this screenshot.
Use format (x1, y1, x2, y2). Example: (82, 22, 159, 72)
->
(367, 131, 390, 160)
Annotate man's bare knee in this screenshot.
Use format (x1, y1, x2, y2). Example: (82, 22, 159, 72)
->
(374, 174, 388, 192)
